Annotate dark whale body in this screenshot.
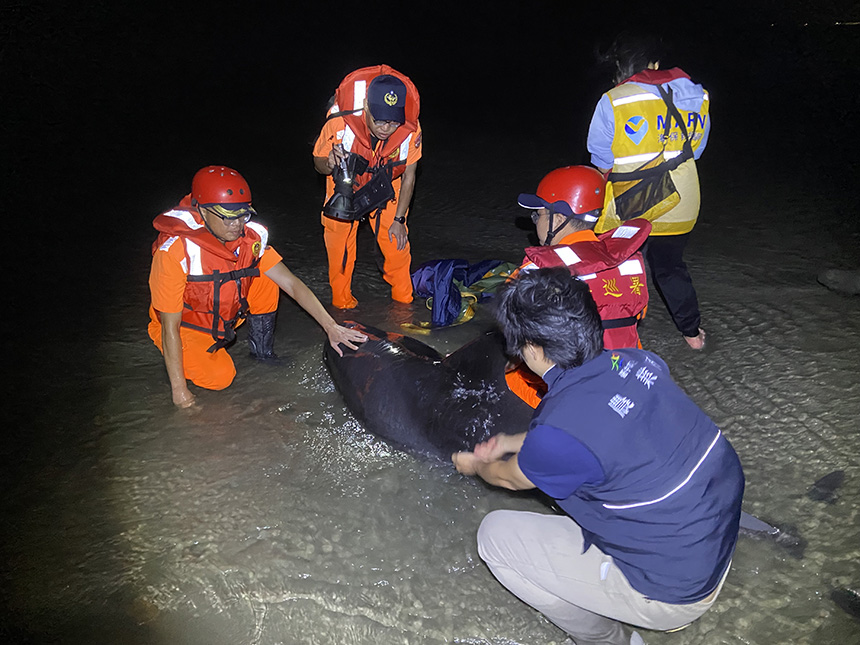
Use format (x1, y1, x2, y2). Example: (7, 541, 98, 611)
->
(324, 322, 822, 555)
(323, 322, 532, 461)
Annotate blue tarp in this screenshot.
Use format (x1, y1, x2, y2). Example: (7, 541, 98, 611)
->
(411, 259, 505, 327)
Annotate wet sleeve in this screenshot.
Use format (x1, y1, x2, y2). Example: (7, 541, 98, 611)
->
(587, 94, 616, 169)
(149, 241, 187, 314)
(313, 117, 344, 158)
(518, 424, 604, 499)
(406, 120, 423, 165)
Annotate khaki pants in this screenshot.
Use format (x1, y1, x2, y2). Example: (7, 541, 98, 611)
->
(477, 510, 728, 645)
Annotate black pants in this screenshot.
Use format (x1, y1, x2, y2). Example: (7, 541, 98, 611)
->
(643, 233, 701, 337)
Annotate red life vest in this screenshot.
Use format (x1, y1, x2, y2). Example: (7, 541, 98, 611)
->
(151, 195, 266, 351)
(521, 219, 651, 349)
(331, 65, 420, 189)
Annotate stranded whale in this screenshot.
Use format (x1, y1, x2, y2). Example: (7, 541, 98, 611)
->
(324, 322, 809, 552)
(323, 322, 532, 461)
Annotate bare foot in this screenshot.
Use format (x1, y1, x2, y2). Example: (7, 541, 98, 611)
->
(684, 328, 706, 350)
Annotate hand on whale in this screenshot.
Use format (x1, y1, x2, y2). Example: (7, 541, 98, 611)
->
(324, 322, 826, 560)
(323, 322, 533, 461)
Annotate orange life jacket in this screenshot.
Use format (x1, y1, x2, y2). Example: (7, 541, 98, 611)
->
(330, 64, 421, 189)
(151, 195, 267, 351)
(521, 219, 651, 349)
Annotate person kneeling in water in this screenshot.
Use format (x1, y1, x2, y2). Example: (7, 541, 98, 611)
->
(148, 165, 366, 408)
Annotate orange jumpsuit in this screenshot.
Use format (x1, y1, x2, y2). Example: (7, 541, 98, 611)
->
(313, 65, 422, 309)
(148, 198, 282, 390)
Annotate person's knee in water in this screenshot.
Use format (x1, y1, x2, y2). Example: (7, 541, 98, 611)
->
(148, 166, 366, 408)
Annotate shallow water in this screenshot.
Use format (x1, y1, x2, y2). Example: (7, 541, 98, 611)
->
(5, 5, 860, 645)
(6, 194, 859, 644)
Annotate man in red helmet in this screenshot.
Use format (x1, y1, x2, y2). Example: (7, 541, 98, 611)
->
(148, 166, 367, 408)
(313, 65, 422, 309)
(506, 166, 651, 408)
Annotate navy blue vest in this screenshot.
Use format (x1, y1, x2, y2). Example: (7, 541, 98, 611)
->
(532, 349, 744, 603)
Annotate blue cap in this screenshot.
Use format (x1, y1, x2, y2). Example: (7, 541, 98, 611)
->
(517, 193, 575, 217)
(367, 74, 407, 124)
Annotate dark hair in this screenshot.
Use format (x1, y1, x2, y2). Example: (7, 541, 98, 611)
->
(598, 32, 667, 85)
(495, 268, 604, 369)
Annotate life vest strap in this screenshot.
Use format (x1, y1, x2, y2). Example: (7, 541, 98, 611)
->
(186, 266, 260, 284)
(178, 320, 235, 352)
(326, 107, 363, 122)
(183, 260, 261, 351)
(602, 316, 639, 330)
(608, 84, 697, 183)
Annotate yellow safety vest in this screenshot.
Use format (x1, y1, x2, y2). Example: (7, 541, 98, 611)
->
(598, 82, 709, 236)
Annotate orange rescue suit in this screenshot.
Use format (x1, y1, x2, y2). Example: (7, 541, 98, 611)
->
(148, 196, 281, 390)
(151, 196, 268, 349)
(314, 65, 422, 309)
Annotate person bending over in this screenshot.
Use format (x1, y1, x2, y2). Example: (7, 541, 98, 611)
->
(453, 267, 743, 645)
(313, 65, 421, 309)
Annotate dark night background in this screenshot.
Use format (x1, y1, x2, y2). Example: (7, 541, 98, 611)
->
(6, 1, 859, 228)
(5, 0, 857, 393)
(2, 0, 859, 642)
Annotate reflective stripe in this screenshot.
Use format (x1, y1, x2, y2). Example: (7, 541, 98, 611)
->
(611, 225, 639, 239)
(554, 246, 581, 266)
(157, 235, 180, 253)
(331, 102, 340, 113)
(578, 273, 597, 281)
(603, 431, 722, 510)
(399, 133, 412, 161)
(520, 262, 538, 272)
(164, 209, 204, 230)
(342, 125, 356, 153)
(614, 149, 682, 165)
(617, 258, 644, 276)
(185, 239, 204, 275)
(246, 221, 269, 256)
(614, 152, 661, 165)
(353, 80, 366, 112)
(611, 92, 661, 107)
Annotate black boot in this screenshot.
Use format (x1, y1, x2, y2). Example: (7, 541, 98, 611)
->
(247, 312, 280, 363)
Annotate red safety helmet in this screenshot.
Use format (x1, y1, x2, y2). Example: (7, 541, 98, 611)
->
(191, 166, 252, 206)
(518, 166, 605, 221)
